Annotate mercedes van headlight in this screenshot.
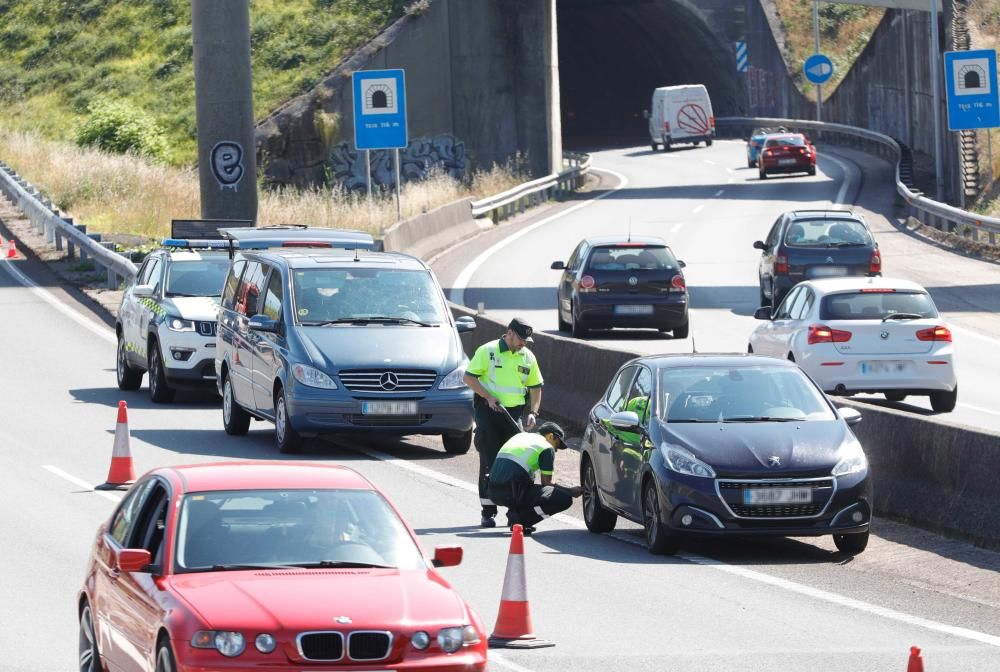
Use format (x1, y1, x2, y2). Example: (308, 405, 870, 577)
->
(439, 363, 469, 390)
(291, 364, 337, 389)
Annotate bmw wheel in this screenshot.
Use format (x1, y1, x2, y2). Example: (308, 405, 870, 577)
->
(117, 334, 143, 390)
(148, 342, 175, 403)
(929, 386, 957, 413)
(582, 456, 616, 533)
(884, 391, 907, 402)
(222, 373, 251, 436)
(642, 481, 679, 555)
(78, 603, 99, 672)
(275, 386, 303, 454)
(834, 531, 869, 555)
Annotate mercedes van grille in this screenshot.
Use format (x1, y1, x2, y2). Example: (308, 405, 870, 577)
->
(339, 369, 437, 392)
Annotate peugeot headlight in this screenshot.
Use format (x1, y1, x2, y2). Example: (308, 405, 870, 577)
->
(167, 316, 196, 332)
(662, 444, 716, 478)
(191, 631, 245, 657)
(291, 363, 337, 389)
(832, 443, 868, 477)
(439, 362, 469, 390)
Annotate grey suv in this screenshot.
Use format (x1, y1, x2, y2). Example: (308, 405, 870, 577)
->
(215, 248, 476, 454)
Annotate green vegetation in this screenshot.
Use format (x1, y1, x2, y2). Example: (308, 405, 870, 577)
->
(0, 0, 412, 166)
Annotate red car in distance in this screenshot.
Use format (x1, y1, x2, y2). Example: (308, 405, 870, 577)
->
(758, 133, 817, 179)
(78, 462, 486, 672)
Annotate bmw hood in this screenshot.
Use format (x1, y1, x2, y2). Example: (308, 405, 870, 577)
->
(162, 296, 220, 322)
(297, 326, 463, 372)
(655, 419, 854, 475)
(169, 569, 468, 631)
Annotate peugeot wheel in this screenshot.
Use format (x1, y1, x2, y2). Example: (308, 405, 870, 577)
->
(78, 603, 100, 672)
(834, 531, 869, 555)
(148, 343, 175, 403)
(582, 457, 616, 533)
(642, 481, 679, 555)
(117, 334, 142, 390)
(275, 387, 303, 454)
(222, 373, 251, 436)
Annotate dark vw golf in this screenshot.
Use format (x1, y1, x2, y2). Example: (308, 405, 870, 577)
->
(579, 355, 872, 555)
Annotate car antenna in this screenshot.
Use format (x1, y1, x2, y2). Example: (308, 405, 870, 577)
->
(353, 245, 360, 262)
(627, 218, 632, 243)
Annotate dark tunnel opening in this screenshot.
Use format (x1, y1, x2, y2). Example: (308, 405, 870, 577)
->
(557, 0, 742, 148)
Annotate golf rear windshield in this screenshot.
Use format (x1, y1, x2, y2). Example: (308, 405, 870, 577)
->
(820, 291, 938, 321)
(586, 246, 678, 271)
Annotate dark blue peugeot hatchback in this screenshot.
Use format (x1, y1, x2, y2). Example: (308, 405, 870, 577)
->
(579, 354, 872, 556)
(215, 248, 476, 454)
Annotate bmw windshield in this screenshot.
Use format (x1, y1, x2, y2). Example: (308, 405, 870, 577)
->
(658, 366, 835, 423)
(292, 268, 448, 325)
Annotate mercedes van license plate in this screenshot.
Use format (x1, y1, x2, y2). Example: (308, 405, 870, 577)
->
(362, 401, 417, 415)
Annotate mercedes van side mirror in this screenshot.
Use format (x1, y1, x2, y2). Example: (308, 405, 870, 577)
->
(752, 240, 766, 251)
(248, 315, 279, 333)
(753, 307, 773, 320)
(455, 316, 476, 333)
(550, 260, 566, 270)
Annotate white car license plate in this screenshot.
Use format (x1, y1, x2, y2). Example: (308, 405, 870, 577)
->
(743, 487, 812, 505)
(778, 158, 797, 165)
(859, 360, 909, 375)
(614, 305, 654, 315)
(810, 266, 847, 277)
(362, 401, 417, 415)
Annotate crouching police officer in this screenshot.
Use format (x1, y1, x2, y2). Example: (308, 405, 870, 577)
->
(463, 317, 543, 528)
(487, 422, 581, 535)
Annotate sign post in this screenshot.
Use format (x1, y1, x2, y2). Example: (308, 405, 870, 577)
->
(352, 69, 408, 223)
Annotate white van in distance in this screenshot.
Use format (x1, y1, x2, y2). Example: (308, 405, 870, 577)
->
(646, 84, 715, 151)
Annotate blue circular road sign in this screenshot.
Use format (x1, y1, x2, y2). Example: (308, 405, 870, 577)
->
(804, 54, 834, 85)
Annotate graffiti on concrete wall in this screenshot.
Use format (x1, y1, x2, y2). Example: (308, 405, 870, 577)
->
(327, 134, 467, 192)
(211, 141, 245, 191)
(748, 66, 776, 113)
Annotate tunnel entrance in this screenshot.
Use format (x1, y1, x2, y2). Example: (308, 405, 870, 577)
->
(557, 0, 742, 148)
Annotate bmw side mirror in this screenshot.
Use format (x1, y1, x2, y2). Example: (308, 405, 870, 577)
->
(455, 316, 476, 333)
(838, 407, 862, 426)
(550, 260, 566, 270)
(753, 307, 773, 320)
(608, 410, 640, 430)
(432, 545, 463, 568)
(248, 315, 279, 333)
(117, 548, 152, 573)
(752, 240, 766, 251)
(133, 284, 156, 298)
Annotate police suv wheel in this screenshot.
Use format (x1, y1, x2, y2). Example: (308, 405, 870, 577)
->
(148, 343, 175, 403)
(117, 334, 142, 390)
(222, 374, 251, 436)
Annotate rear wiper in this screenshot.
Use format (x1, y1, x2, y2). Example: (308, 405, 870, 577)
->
(721, 416, 800, 423)
(882, 313, 923, 322)
(290, 560, 394, 569)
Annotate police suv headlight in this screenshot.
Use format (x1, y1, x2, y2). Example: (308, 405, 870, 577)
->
(167, 316, 196, 332)
(439, 362, 469, 390)
(832, 443, 868, 477)
(291, 363, 337, 389)
(191, 631, 245, 657)
(662, 444, 716, 478)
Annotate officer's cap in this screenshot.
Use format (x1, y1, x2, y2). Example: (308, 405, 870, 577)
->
(508, 317, 534, 342)
(536, 421, 567, 449)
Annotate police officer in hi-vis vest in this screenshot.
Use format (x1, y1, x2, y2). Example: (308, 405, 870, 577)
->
(463, 318, 543, 528)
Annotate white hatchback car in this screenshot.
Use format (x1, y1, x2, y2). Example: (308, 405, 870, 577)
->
(748, 277, 958, 412)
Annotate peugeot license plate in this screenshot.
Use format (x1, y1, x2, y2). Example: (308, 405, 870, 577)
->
(743, 487, 812, 505)
(614, 305, 654, 315)
(362, 401, 417, 415)
(859, 360, 909, 375)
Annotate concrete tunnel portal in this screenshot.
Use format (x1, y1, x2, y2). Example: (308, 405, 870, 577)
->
(557, 0, 743, 148)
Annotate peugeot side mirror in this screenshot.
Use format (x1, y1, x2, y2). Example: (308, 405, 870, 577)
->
(455, 315, 477, 333)
(753, 307, 773, 320)
(132, 284, 156, 298)
(550, 260, 566, 270)
(752, 240, 766, 251)
(608, 410, 640, 430)
(117, 548, 152, 573)
(838, 407, 862, 426)
(248, 315, 279, 333)
(432, 546, 463, 568)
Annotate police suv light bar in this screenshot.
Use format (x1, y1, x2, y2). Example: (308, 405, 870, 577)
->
(161, 238, 231, 249)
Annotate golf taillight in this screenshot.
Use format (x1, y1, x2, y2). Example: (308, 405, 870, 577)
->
(808, 324, 853, 344)
(869, 250, 882, 274)
(916, 325, 952, 342)
(774, 255, 789, 274)
(670, 275, 686, 292)
(578, 275, 597, 293)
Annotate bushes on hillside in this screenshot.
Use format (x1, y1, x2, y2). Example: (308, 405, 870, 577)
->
(75, 99, 168, 162)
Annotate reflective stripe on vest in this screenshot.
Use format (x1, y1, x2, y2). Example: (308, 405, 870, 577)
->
(495, 433, 552, 478)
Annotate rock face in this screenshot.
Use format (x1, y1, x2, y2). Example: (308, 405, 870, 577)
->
(254, 0, 561, 190)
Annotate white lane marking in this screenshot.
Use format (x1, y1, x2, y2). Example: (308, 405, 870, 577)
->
(670, 222, 684, 234)
(451, 167, 629, 307)
(42, 465, 122, 503)
(0, 260, 116, 344)
(704, 160, 717, 166)
(347, 442, 1000, 649)
(714, 189, 725, 197)
(950, 323, 1000, 348)
(957, 402, 1000, 418)
(821, 152, 854, 208)
(692, 204, 705, 215)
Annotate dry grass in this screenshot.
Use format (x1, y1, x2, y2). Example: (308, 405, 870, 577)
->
(0, 128, 523, 241)
(967, 0, 1000, 218)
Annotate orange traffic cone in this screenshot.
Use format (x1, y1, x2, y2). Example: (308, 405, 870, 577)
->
(6, 240, 16, 259)
(906, 646, 925, 672)
(95, 401, 137, 491)
(488, 524, 554, 649)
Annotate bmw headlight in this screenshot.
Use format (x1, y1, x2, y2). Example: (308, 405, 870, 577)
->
(436, 625, 480, 653)
(439, 362, 469, 390)
(191, 630, 245, 657)
(662, 444, 716, 478)
(291, 363, 337, 389)
(832, 443, 868, 477)
(411, 631, 431, 650)
(255, 633, 276, 653)
(167, 316, 196, 332)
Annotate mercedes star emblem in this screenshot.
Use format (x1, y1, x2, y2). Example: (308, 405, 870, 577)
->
(768, 455, 781, 468)
(628, 276, 638, 286)
(880, 330, 890, 340)
(379, 371, 399, 391)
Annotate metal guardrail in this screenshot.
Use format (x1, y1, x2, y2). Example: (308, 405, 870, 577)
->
(717, 117, 1000, 246)
(470, 151, 592, 222)
(0, 161, 138, 287)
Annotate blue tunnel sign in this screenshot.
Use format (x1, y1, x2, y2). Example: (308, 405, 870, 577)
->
(353, 69, 408, 150)
(943, 50, 999, 131)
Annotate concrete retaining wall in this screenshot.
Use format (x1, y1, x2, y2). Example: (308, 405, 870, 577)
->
(382, 197, 484, 260)
(450, 303, 1000, 549)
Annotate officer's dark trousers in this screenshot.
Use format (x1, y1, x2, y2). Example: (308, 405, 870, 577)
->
(488, 479, 573, 528)
(474, 401, 522, 516)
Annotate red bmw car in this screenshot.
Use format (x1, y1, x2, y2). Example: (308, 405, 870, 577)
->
(78, 462, 487, 672)
(758, 133, 817, 179)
